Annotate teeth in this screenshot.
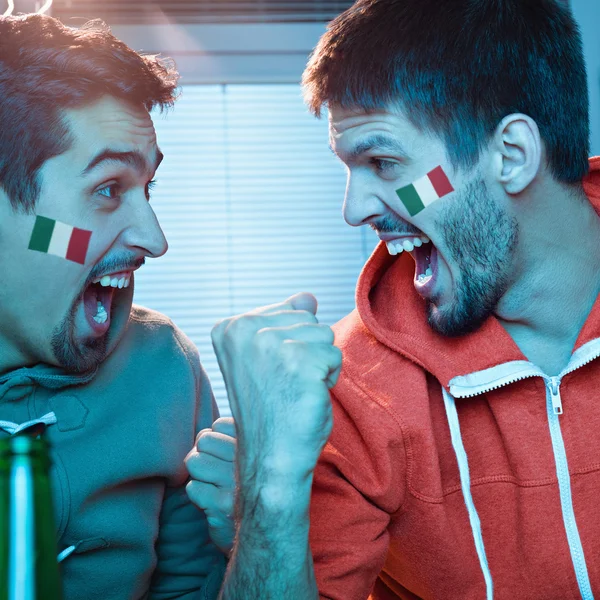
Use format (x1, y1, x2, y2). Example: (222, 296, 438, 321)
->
(386, 236, 431, 256)
(416, 266, 434, 284)
(386, 241, 404, 256)
(93, 300, 108, 324)
(94, 274, 131, 288)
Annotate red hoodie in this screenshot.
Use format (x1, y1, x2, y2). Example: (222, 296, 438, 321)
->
(310, 157, 600, 600)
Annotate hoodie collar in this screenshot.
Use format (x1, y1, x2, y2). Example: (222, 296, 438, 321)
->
(356, 157, 600, 388)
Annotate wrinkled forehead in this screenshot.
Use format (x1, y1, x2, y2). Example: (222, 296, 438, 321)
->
(328, 103, 409, 131)
(327, 103, 425, 156)
(64, 95, 158, 157)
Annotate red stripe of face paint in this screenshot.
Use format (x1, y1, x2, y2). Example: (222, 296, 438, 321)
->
(428, 165, 454, 197)
(66, 227, 92, 264)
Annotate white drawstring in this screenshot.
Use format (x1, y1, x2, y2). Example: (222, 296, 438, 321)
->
(0, 412, 58, 435)
(442, 387, 493, 599)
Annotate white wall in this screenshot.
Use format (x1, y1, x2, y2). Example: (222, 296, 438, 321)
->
(571, 0, 600, 156)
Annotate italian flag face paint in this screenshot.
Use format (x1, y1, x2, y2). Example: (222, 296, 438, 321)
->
(396, 165, 454, 217)
(28, 216, 92, 265)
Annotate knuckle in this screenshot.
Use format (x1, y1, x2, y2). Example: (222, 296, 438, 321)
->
(332, 345, 343, 364)
(280, 339, 305, 372)
(196, 433, 215, 452)
(322, 325, 335, 344)
(184, 448, 198, 468)
(231, 314, 261, 339)
(211, 318, 229, 342)
(195, 427, 212, 445)
(253, 326, 279, 352)
(185, 481, 204, 507)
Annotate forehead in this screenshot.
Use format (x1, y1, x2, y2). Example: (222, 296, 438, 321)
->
(328, 104, 420, 147)
(64, 95, 158, 158)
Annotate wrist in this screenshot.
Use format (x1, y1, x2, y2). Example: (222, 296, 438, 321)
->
(238, 471, 313, 518)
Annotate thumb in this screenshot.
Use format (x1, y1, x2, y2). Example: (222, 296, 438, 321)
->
(286, 292, 318, 316)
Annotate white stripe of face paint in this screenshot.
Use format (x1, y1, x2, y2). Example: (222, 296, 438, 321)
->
(47, 220, 74, 258)
(412, 174, 440, 208)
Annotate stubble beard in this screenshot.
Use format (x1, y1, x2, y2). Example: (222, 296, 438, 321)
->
(427, 177, 519, 337)
(50, 294, 108, 373)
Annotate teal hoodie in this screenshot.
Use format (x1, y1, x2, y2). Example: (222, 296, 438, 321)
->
(0, 281, 226, 599)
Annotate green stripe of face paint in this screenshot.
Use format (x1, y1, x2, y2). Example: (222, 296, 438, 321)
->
(28, 216, 55, 253)
(396, 183, 426, 217)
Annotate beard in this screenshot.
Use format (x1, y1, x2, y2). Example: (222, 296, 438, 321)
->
(50, 293, 108, 373)
(427, 176, 519, 337)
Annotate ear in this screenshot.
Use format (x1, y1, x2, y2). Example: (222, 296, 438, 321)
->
(491, 114, 542, 195)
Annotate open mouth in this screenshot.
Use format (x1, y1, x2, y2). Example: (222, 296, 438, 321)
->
(385, 236, 438, 296)
(82, 272, 132, 334)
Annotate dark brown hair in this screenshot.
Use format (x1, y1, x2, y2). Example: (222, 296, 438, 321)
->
(303, 0, 589, 183)
(0, 14, 179, 212)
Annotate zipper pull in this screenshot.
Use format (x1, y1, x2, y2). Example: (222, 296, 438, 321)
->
(549, 377, 563, 415)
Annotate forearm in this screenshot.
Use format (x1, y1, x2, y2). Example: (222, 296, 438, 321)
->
(218, 478, 319, 600)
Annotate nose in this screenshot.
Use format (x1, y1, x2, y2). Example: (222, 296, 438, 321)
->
(121, 201, 168, 259)
(342, 172, 387, 227)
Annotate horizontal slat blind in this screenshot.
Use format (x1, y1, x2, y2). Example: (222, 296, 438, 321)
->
(133, 84, 377, 415)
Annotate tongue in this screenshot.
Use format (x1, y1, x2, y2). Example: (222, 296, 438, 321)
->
(83, 284, 115, 321)
(413, 244, 432, 277)
(83, 284, 99, 318)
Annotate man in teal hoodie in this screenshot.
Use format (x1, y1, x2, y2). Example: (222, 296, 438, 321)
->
(0, 13, 233, 599)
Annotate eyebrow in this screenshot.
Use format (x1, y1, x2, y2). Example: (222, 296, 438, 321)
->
(332, 134, 408, 163)
(81, 148, 164, 178)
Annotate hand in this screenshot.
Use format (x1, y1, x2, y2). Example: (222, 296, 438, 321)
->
(185, 417, 236, 556)
(211, 293, 342, 498)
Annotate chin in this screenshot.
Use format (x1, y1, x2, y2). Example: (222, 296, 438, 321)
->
(51, 316, 109, 373)
(426, 298, 492, 338)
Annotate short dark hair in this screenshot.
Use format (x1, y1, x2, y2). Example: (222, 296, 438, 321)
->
(303, 0, 589, 184)
(0, 14, 179, 212)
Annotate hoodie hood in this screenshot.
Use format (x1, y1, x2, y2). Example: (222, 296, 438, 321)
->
(355, 157, 600, 388)
(0, 274, 135, 398)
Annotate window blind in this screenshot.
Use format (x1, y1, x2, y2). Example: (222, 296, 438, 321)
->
(133, 84, 378, 415)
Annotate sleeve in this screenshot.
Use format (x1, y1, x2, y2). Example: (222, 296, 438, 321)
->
(149, 340, 227, 600)
(309, 378, 407, 600)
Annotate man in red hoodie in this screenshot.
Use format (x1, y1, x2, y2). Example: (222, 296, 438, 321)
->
(206, 0, 600, 598)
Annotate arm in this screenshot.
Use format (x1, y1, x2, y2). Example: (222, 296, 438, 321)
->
(219, 476, 318, 600)
(149, 347, 227, 600)
(210, 293, 342, 600)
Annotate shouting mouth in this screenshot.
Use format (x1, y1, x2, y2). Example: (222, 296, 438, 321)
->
(82, 271, 133, 335)
(383, 235, 439, 298)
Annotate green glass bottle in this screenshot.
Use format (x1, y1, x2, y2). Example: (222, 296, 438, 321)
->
(0, 434, 62, 600)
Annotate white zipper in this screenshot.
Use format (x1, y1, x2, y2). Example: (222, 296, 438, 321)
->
(548, 377, 563, 415)
(447, 337, 600, 600)
(449, 337, 600, 403)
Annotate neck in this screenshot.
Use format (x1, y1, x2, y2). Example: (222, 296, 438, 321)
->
(0, 333, 35, 378)
(496, 182, 600, 371)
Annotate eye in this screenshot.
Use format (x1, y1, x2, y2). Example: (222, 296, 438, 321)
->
(97, 182, 122, 202)
(145, 179, 157, 201)
(370, 158, 397, 174)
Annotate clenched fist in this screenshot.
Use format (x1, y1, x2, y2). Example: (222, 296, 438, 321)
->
(185, 417, 236, 555)
(211, 293, 342, 498)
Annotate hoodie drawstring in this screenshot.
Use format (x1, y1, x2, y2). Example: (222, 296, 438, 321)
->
(442, 387, 493, 600)
(0, 412, 58, 436)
